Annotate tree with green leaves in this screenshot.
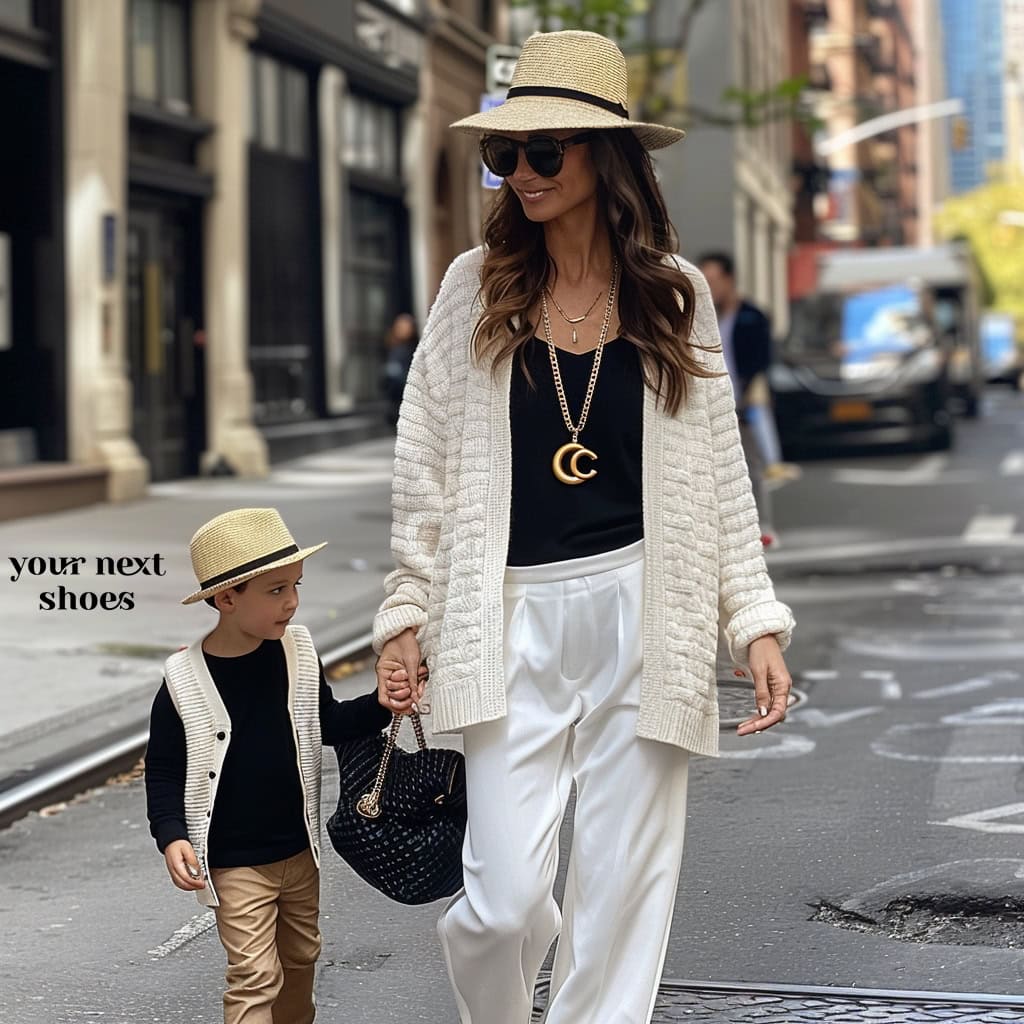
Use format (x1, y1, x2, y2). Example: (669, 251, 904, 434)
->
(509, 0, 820, 133)
(935, 182, 1024, 332)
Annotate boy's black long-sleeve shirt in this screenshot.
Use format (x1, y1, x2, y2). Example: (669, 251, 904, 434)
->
(144, 638, 390, 868)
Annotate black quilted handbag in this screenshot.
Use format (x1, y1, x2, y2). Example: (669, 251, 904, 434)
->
(326, 712, 467, 905)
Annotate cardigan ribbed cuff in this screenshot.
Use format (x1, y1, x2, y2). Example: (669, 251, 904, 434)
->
(372, 604, 428, 654)
(725, 599, 796, 667)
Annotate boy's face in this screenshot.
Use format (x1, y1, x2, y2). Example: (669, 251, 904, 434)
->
(215, 560, 304, 640)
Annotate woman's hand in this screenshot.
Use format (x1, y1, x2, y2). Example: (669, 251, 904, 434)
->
(736, 635, 792, 736)
(376, 628, 427, 716)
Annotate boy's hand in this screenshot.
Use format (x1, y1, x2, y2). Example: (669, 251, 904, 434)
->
(376, 630, 428, 715)
(164, 840, 206, 891)
(376, 660, 429, 716)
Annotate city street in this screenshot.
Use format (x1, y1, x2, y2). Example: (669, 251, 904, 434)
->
(3, 389, 1024, 1022)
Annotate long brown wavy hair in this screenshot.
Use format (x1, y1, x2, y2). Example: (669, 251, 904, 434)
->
(472, 128, 721, 417)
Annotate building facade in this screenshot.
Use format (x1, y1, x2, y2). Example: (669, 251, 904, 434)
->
(638, 0, 793, 333)
(1, 0, 492, 513)
(418, 0, 500, 310)
(788, 0, 938, 271)
(1004, 0, 1024, 180)
(0, 2, 68, 472)
(940, 0, 1005, 192)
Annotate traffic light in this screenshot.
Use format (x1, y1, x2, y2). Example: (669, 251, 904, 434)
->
(952, 116, 970, 150)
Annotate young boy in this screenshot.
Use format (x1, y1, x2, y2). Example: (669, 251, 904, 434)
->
(145, 507, 417, 1024)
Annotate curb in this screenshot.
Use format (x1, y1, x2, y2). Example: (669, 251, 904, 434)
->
(0, 627, 376, 830)
(766, 536, 1024, 575)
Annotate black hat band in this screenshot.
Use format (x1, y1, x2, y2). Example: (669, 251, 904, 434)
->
(504, 85, 629, 120)
(200, 544, 300, 590)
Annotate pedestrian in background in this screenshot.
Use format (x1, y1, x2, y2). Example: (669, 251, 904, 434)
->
(373, 30, 795, 1024)
(698, 252, 797, 547)
(383, 312, 418, 428)
(144, 508, 402, 1024)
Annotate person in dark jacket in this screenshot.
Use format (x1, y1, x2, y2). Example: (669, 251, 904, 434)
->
(383, 313, 419, 428)
(698, 253, 777, 544)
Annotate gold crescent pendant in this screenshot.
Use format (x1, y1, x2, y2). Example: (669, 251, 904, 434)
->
(552, 442, 598, 485)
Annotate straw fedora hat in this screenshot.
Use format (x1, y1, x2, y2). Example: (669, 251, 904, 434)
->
(182, 508, 327, 605)
(450, 30, 684, 150)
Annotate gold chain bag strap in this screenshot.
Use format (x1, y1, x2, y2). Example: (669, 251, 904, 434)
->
(326, 711, 467, 905)
(355, 712, 428, 818)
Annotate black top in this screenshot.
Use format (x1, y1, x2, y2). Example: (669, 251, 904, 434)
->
(144, 638, 390, 868)
(508, 336, 644, 566)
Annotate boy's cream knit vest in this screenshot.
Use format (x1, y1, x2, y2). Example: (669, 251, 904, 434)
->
(163, 625, 322, 907)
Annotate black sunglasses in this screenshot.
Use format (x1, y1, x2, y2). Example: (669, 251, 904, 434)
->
(480, 132, 595, 179)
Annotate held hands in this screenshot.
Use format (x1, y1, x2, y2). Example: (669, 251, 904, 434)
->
(735, 634, 792, 736)
(376, 628, 428, 716)
(164, 839, 206, 892)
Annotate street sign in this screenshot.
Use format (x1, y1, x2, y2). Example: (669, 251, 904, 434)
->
(486, 44, 520, 92)
(479, 91, 507, 190)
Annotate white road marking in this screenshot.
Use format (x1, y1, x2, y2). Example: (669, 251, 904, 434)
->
(720, 734, 816, 759)
(799, 669, 839, 681)
(941, 699, 1024, 726)
(872, 723, 1024, 763)
(859, 671, 901, 700)
(932, 803, 1024, 835)
(832, 455, 954, 486)
(788, 707, 881, 728)
(962, 513, 1017, 543)
(148, 911, 217, 959)
(923, 601, 1024, 616)
(1000, 451, 1024, 476)
(768, 534, 1024, 567)
(914, 676, 997, 700)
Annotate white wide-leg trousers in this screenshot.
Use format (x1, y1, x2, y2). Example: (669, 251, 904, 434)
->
(437, 541, 690, 1024)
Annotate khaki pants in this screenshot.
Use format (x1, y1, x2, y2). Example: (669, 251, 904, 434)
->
(210, 849, 321, 1024)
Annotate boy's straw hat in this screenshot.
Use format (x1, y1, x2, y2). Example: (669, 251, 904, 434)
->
(182, 508, 327, 605)
(449, 30, 684, 150)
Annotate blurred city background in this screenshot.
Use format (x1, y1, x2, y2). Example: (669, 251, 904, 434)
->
(7, 4, 1024, 1021)
(0, 0, 1022, 516)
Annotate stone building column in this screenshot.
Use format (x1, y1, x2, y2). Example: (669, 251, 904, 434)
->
(191, 0, 268, 476)
(64, 0, 147, 501)
(752, 207, 771, 312)
(319, 65, 354, 415)
(732, 191, 750, 296)
(772, 224, 790, 338)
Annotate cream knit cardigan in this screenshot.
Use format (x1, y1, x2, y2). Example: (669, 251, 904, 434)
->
(373, 247, 795, 758)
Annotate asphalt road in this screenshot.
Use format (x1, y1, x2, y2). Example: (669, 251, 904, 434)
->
(4, 389, 1024, 1022)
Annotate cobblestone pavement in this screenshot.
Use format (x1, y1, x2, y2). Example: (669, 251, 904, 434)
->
(650, 987, 1024, 1022)
(532, 980, 1024, 1023)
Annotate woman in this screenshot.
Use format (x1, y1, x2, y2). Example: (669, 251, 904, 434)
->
(373, 30, 795, 1024)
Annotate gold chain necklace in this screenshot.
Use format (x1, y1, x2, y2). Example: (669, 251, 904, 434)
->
(540, 259, 619, 486)
(545, 285, 604, 345)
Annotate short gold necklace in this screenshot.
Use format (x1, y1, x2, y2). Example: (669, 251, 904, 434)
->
(540, 259, 619, 486)
(545, 285, 604, 345)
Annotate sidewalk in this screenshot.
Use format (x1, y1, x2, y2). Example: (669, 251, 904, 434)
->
(0, 441, 399, 778)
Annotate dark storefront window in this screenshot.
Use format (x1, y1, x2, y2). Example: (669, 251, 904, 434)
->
(342, 92, 409, 405)
(0, 0, 32, 26)
(251, 53, 309, 159)
(248, 51, 319, 425)
(343, 93, 398, 176)
(130, 0, 190, 114)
